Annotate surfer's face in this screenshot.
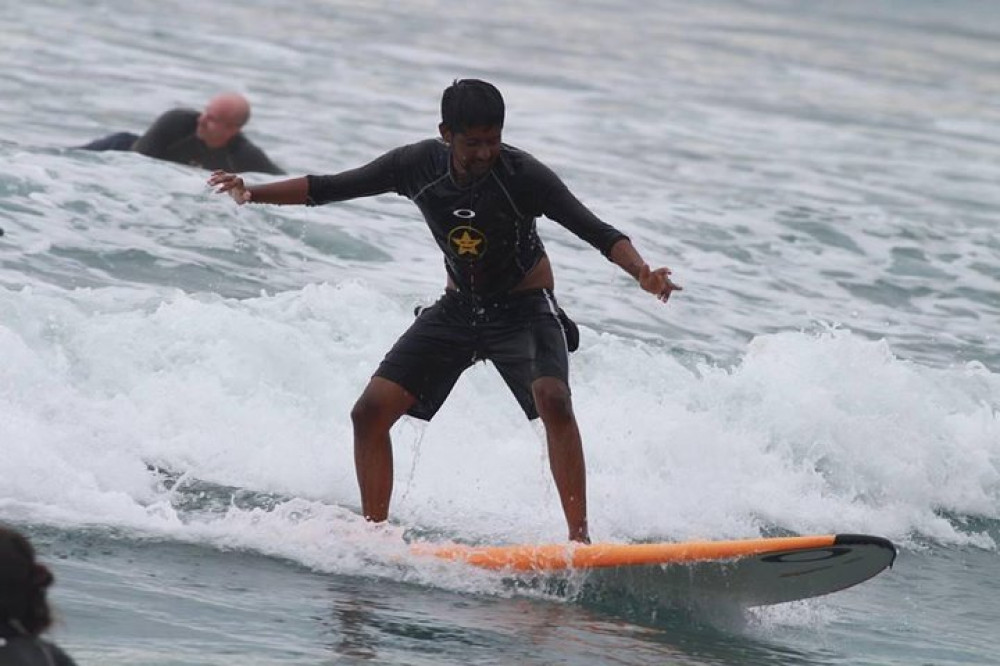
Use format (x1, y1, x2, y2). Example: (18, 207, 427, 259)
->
(197, 99, 243, 149)
(442, 124, 502, 182)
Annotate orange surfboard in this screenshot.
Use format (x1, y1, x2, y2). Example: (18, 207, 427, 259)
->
(414, 533, 896, 606)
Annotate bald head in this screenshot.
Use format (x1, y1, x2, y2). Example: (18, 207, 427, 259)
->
(196, 92, 251, 148)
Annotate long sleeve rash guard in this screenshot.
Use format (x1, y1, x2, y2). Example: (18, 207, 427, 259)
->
(306, 138, 628, 300)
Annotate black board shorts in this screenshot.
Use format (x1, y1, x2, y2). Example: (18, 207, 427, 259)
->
(375, 288, 575, 421)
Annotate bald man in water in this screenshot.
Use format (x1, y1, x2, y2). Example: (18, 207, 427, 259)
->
(79, 92, 284, 174)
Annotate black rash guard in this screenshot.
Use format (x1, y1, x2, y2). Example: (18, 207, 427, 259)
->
(306, 139, 628, 300)
(132, 109, 284, 175)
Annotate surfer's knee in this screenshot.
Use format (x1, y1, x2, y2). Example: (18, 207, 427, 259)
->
(351, 378, 412, 432)
(350, 395, 377, 431)
(351, 394, 392, 434)
(533, 378, 574, 422)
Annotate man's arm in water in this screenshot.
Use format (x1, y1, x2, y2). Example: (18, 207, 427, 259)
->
(133, 109, 193, 158)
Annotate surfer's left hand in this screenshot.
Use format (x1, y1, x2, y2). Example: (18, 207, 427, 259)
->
(639, 264, 682, 302)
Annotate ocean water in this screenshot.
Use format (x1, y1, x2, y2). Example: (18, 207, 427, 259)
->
(1, 0, 998, 664)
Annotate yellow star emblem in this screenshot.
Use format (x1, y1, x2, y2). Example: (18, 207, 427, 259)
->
(452, 230, 483, 256)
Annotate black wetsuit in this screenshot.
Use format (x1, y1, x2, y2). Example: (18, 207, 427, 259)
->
(307, 138, 628, 420)
(0, 623, 77, 666)
(80, 108, 284, 175)
(306, 138, 626, 301)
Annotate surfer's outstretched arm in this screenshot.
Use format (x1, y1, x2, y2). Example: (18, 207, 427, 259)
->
(208, 171, 309, 205)
(608, 238, 683, 303)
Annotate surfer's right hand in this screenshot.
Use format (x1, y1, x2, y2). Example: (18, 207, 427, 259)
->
(208, 170, 251, 205)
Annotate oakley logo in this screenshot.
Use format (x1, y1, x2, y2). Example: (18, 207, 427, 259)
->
(452, 209, 476, 219)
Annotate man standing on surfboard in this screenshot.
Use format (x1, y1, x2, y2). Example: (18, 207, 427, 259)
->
(209, 79, 681, 543)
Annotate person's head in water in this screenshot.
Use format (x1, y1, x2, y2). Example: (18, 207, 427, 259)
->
(196, 92, 251, 149)
(439, 79, 505, 182)
(0, 525, 56, 636)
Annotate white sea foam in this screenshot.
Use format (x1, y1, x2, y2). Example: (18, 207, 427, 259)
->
(1, 282, 997, 582)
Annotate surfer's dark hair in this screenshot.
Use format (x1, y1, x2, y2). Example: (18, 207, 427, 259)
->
(441, 79, 505, 134)
(0, 525, 55, 636)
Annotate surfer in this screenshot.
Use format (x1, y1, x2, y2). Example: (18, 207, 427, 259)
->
(209, 79, 681, 543)
(0, 525, 79, 666)
(78, 92, 284, 174)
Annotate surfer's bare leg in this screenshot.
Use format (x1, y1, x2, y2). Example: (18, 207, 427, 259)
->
(533, 376, 590, 543)
(350, 377, 417, 523)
